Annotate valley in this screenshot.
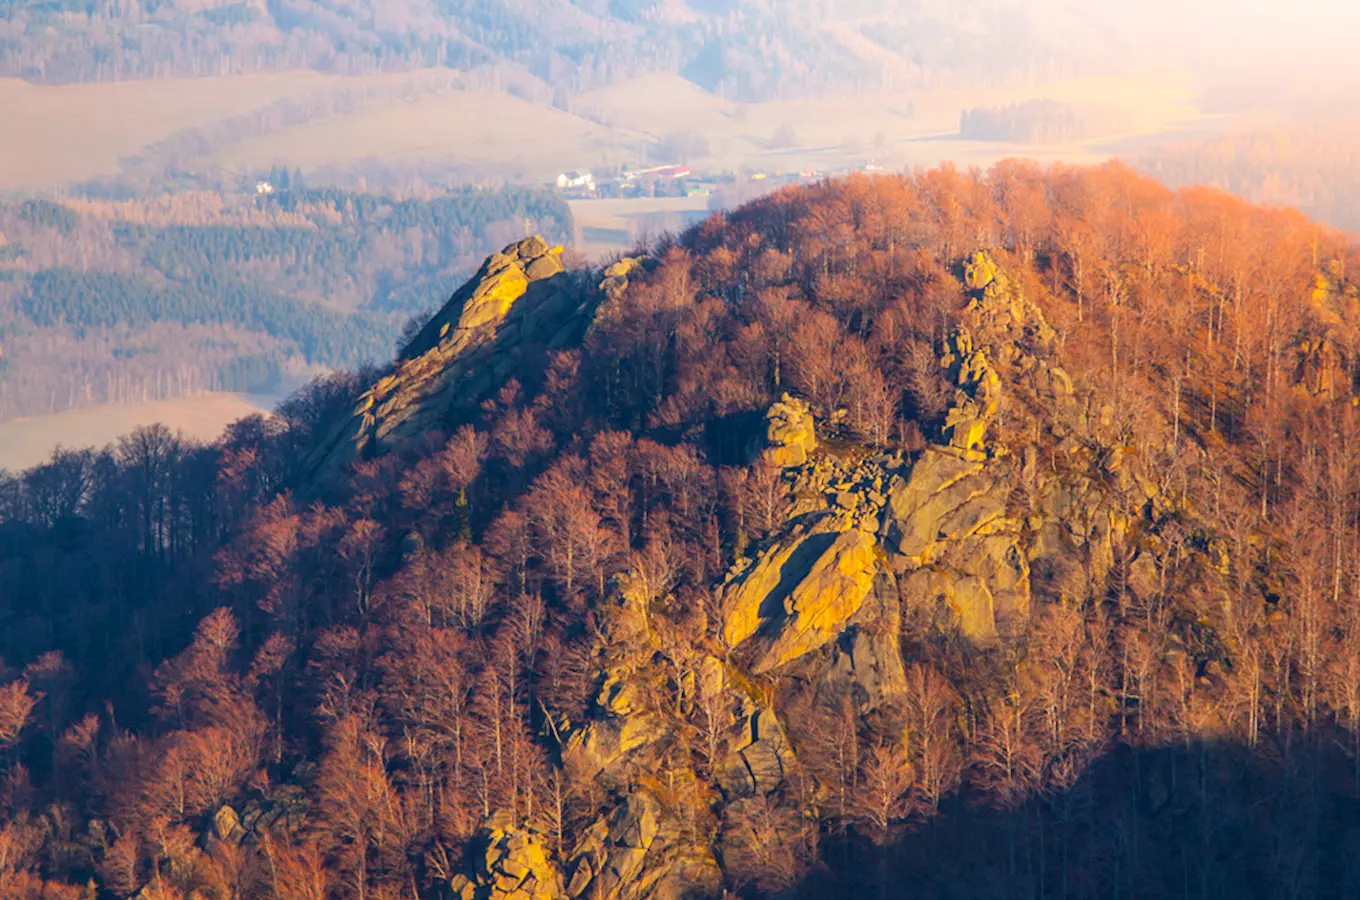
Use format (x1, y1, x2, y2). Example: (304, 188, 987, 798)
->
(1, 70, 1208, 195)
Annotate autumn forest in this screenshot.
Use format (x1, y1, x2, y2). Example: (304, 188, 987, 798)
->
(3, 162, 1360, 899)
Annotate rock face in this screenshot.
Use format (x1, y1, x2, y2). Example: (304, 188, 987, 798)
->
(723, 528, 879, 673)
(566, 792, 722, 900)
(887, 446, 1026, 644)
(304, 237, 642, 483)
(719, 706, 796, 798)
(562, 668, 664, 785)
(1296, 262, 1360, 396)
(881, 252, 1076, 642)
(547, 565, 724, 900)
(762, 394, 817, 467)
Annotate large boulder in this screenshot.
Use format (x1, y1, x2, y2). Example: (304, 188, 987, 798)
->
(211, 805, 245, 844)
(723, 528, 880, 673)
(962, 249, 999, 292)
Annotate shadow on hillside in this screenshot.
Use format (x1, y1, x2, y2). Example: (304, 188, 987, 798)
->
(781, 735, 1360, 900)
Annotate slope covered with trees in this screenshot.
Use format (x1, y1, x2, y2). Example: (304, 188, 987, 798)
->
(1140, 119, 1360, 232)
(2, 163, 1360, 898)
(0, 0, 1096, 100)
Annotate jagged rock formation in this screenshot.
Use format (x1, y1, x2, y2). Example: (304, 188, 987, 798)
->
(725, 252, 1159, 656)
(451, 820, 565, 900)
(305, 238, 648, 483)
(1295, 262, 1360, 396)
(762, 394, 817, 467)
(547, 571, 725, 900)
(884, 252, 1079, 642)
(530, 249, 1205, 900)
(304, 237, 578, 481)
(565, 791, 722, 900)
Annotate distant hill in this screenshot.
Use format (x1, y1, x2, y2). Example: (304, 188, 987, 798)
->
(0, 0, 1104, 100)
(0, 184, 573, 421)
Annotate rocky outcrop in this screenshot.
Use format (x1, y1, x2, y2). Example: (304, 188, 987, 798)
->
(211, 805, 245, 844)
(718, 447, 910, 768)
(879, 252, 1080, 642)
(305, 238, 650, 484)
(565, 792, 722, 900)
(451, 820, 565, 900)
(559, 571, 670, 786)
(562, 668, 664, 785)
(304, 237, 581, 481)
(762, 394, 817, 468)
(720, 252, 1160, 649)
(721, 250, 1175, 655)
(207, 782, 309, 847)
(1295, 262, 1360, 396)
(941, 329, 1001, 452)
(886, 446, 1027, 644)
(956, 250, 1072, 406)
(599, 256, 649, 303)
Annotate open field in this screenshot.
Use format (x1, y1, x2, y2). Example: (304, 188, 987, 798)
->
(0, 392, 279, 472)
(0, 68, 1218, 194)
(214, 88, 619, 183)
(0, 69, 462, 191)
(574, 71, 1205, 173)
(217, 71, 1210, 181)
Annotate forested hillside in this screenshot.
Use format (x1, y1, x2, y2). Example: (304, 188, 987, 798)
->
(0, 185, 572, 420)
(3, 163, 1360, 898)
(0, 0, 1092, 100)
(1140, 119, 1360, 233)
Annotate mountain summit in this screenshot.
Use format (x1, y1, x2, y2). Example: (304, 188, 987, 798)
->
(3, 166, 1360, 897)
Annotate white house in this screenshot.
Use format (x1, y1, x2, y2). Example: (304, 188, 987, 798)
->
(556, 171, 594, 190)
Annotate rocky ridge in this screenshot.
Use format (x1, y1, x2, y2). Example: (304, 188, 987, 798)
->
(304, 237, 647, 483)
